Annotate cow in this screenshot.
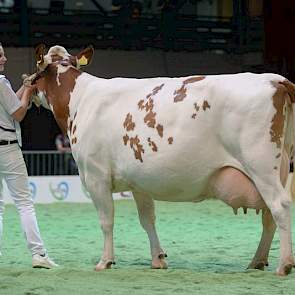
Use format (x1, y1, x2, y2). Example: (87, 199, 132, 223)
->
(26, 44, 295, 275)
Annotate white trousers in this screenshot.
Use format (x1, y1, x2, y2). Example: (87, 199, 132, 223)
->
(0, 143, 45, 256)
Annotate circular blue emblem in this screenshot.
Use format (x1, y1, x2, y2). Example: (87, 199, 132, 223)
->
(49, 181, 69, 201)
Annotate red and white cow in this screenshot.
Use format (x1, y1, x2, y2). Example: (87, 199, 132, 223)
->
(27, 44, 295, 275)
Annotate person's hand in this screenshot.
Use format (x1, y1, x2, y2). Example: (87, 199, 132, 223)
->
(24, 84, 37, 96)
(22, 73, 37, 87)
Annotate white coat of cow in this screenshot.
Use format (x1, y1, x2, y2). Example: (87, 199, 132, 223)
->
(27, 44, 295, 275)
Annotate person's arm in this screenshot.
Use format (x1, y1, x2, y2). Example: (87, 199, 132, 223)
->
(15, 84, 25, 98)
(12, 85, 36, 122)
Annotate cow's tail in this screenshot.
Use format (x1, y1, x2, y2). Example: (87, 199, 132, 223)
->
(279, 80, 295, 200)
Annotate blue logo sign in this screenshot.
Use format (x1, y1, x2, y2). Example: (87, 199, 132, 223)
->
(49, 181, 69, 201)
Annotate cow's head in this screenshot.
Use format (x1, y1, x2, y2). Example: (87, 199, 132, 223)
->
(27, 44, 94, 133)
(31, 43, 94, 87)
(25, 44, 94, 108)
(35, 44, 94, 72)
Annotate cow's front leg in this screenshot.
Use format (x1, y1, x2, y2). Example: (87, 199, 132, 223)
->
(88, 182, 115, 271)
(248, 209, 276, 270)
(133, 192, 168, 269)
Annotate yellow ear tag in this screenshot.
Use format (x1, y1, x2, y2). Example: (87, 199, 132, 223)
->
(78, 55, 88, 66)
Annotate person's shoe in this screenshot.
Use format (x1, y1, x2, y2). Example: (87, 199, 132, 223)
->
(32, 254, 58, 269)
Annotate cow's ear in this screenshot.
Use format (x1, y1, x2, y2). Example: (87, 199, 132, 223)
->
(77, 45, 94, 67)
(35, 44, 46, 67)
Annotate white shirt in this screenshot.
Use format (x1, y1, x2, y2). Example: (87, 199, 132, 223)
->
(0, 75, 23, 146)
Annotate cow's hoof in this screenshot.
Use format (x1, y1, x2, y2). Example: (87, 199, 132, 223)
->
(95, 260, 114, 271)
(247, 261, 268, 271)
(151, 253, 168, 269)
(276, 263, 293, 276)
(151, 260, 168, 269)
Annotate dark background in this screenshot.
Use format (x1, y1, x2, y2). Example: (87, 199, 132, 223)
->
(1, 0, 294, 150)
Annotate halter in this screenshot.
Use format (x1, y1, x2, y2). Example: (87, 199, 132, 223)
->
(30, 57, 78, 85)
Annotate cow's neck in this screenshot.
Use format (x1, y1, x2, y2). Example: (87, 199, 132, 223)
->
(46, 68, 81, 134)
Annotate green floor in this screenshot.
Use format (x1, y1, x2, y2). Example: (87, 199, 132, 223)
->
(0, 200, 294, 295)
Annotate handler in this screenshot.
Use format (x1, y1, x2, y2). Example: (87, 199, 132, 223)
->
(0, 42, 57, 268)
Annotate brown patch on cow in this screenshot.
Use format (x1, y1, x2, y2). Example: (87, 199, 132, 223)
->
(276, 153, 281, 158)
(123, 113, 136, 131)
(145, 98, 154, 112)
(123, 134, 129, 145)
(148, 137, 158, 152)
(184, 76, 205, 85)
(68, 119, 73, 134)
(35, 64, 82, 134)
(156, 124, 163, 138)
(129, 135, 144, 162)
(173, 85, 187, 102)
(274, 166, 278, 170)
(152, 84, 164, 95)
(270, 81, 288, 149)
(71, 137, 77, 145)
(151, 143, 158, 152)
(144, 84, 164, 100)
(194, 103, 200, 112)
(123, 133, 145, 162)
(192, 102, 200, 119)
(138, 99, 145, 110)
(144, 111, 156, 128)
(68, 111, 77, 137)
(202, 100, 210, 111)
(168, 137, 173, 144)
(124, 83, 165, 162)
(137, 84, 166, 138)
(279, 80, 295, 103)
(174, 76, 205, 103)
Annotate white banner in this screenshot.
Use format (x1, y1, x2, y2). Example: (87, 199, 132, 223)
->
(2, 176, 132, 204)
(3, 174, 293, 204)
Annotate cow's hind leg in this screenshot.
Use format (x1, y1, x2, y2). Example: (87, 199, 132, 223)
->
(87, 181, 115, 271)
(248, 209, 276, 270)
(251, 176, 294, 276)
(133, 192, 168, 269)
(248, 149, 289, 271)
